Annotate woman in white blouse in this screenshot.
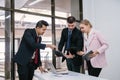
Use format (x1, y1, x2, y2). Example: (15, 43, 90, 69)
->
(77, 19, 109, 77)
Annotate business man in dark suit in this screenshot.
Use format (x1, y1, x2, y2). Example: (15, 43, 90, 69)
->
(58, 16, 83, 73)
(13, 20, 56, 80)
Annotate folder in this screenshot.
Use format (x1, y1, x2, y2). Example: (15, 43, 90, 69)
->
(54, 50, 64, 57)
(54, 47, 78, 56)
(82, 50, 93, 61)
(54, 47, 78, 62)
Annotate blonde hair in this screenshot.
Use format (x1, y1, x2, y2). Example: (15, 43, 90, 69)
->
(80, 19, 92, 28)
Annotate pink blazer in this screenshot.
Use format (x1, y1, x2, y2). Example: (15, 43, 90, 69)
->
(84, 29, 109, 68)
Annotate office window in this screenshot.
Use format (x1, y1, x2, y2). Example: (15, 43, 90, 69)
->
(55, 18, 66, 44)
(0, 10, 5, 77)
(0, 11, 5, 28)
(55, 0, 71, 17)
(0, 0, 5, 7)
(15, 0, 51, 15)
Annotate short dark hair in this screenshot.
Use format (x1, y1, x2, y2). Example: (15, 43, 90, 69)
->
(36, 20, 49, 28)
(67, 16, 76, 23)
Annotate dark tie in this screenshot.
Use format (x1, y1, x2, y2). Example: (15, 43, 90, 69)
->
(66, 30, 72, 50)
(34, 37, 39, 64)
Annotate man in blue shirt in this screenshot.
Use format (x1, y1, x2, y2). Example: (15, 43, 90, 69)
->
(58, 16, 83, 73)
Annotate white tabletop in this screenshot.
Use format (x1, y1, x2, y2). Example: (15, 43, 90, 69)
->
(34, 70, 108, 80)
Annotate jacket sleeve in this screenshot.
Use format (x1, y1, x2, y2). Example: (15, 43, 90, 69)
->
(76, 30, 84, 51)
(23, 29, 46, 50)
(73, 30, 83, 65)
(58, 29, 66, 51)
(96, 31, 109, 54)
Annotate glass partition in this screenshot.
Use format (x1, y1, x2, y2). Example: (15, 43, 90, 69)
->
(0, 0, 5, 7)
(55, 0, 71, 17)
(0, 10, 5, 77)
(15, 0, 51, 15)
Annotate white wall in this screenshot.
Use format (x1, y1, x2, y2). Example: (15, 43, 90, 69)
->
(83, 0, 120, 80)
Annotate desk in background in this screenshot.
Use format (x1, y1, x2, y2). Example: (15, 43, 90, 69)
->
(34, 70, 108, 80)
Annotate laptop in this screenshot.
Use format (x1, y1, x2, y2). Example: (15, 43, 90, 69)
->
(44, 52, 68, 75)
(47, 62, 68, 75)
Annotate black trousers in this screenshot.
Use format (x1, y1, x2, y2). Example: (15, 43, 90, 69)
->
(86, 61, 102, 77)
(17, 62, 37, 80)
(66, 59, 81, 73)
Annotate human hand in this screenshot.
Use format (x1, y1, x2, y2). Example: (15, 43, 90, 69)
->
(77, 51, 84, 56)
(39, 66, 47, 73)
(46, 44, 56, 49)
(88, 50, 99, 58)
(93, 50, 99, 57)
(64, 52, 75, 59)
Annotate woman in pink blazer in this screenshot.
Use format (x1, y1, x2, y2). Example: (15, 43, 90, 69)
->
(78, 19, 109, 77)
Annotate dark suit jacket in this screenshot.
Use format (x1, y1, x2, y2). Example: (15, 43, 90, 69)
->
(58, 27, 83, 66)
(13, 29, 46, 66)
